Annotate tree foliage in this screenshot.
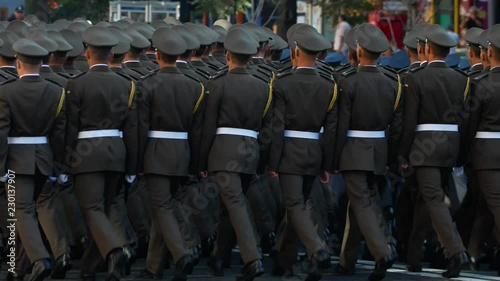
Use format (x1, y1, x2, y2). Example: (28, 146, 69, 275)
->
(321, 0, 382, 25)
(28, 0, 110, 23)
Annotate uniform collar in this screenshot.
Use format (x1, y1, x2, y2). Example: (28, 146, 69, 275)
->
(295, 67, 317, 75)
(19, 74, 41, 80)
(427, 60, 448, 67)
(123, 60, 140, 64)
(159, 66, 181, 74)
(491, 66, 500, 73)
(89, 64, 110, 72)
(229, 67, 250, 74)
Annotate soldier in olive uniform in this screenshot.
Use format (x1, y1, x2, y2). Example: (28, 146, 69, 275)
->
(173, 25, 209, 84)
(399, 24, 470, 278)
(60, 29, 85, 76)
(210, 25, 228, 65)
(187, 24, 219, 76)
(67, 22, 90, 73)
(122, 29, 152, 80)
(137, 27, 205, 281)
(0, 38, 68, 281)
(334, 23, 402, 281)
(269, 24, 335, 281)
(63, 26, 138, 281)
(199, 27, 272, 281)
(47, 30, 75, 78)
(0, 31, 21, 78)
(27, 29, 69, 88)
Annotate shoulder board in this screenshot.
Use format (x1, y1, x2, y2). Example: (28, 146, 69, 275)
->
(56, 72, 72, 79)
(183, 72, 201, 83)
(473, 72, 489, 82)
(0, 71, 10, 80)
(0, 78, 16, 86)
(258, 63, 276, 73)
(280, 57, 291, 64)
(454, 68, 469, 77)
(397, 67, 408, 74)
(382, 72, 398, 82)
(210, 71, 227, 80)
(279, 66, 292, 73)
(409, 65, 425, 73)
(69, 72, 85, 80)
(256, 67, 271, 78)
(206, 62, 219, 71)
(114, 71, 133, 81)
(341, 68, 357, 77)
(44, 77, 64, 87)
(277, 71, 293, 79)
(251, 72, 269, 84)
(380, 65, 397, 73)
(334, 64, 350, 73)
(138, 71, 156, 81)
(195, 67, 211, 77)
(319, 72, 335, 83)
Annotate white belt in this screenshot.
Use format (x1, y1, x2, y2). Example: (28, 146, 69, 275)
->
(319, 127, 324, 134)
(415, 124, 458, 132)
(284, 130, 320, 140)
(475, 131, 500, 139)
(8, 136, 48, 144)
(347, 130, 385, 138)
(148, 130, 188, 139)
(215, 127, 258, 139)
(77, 129, 123, 139)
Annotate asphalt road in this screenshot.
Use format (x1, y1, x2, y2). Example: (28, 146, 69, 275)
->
(2, 256, 500, 281)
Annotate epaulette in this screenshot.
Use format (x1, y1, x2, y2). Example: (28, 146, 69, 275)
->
(251, 72, 269, 84)
(256, 67, 271, 78)
(206, 62, 219, 71)
(114, 71, 133, 81)
(334, 64, 350, 73)
(44, 77, 64, 87)
(56, 72, 72, 79)
(0, 71, 10, 80)
(318, 65, 333, 75)
(279, 66, 292, 74)
(397, 67, 408, 74)
(341, 68, 357, 77)
(454, 68, 469, 77)
(138, 70, 156, 81)
(194, 68, 210, 80)
(183, 72, 201, 83)
(319, 72, 335, 83)
(0, 78, 16, 85)
(380, 65, 397, 74)
(409, 65, 425, 73)
(194, 67, 211, 77)
(276, 71, 293, 79)
(473, 72, 489, 82)
(210, 70, 227, 80)
(280, 57, 291, 64)
(129, 67, 149, 77)
(258, 63, 276, 74)
(382, 72, 398, 82)
(467, 69, 482, 77)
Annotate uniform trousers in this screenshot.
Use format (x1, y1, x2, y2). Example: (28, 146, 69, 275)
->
(343, 171, 390, 261)
(56, 179, 88, 245)
(278, 174, 326, 257)
(145, 174, 190, 263)
(214, 171, 260, 264)
(472, 170, 500, 257)
(145, 224, 169, 275)
(468, 194, 495, 260)
(126, 176, 151, 241)
(414, 167, 465, 257)
(74, 171, 123, 272)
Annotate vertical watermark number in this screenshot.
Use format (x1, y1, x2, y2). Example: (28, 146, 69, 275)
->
(6, 169, 16, 273)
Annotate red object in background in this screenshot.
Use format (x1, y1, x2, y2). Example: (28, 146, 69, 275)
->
(236, 12, 244, 24)
(368, 9, 408, 49)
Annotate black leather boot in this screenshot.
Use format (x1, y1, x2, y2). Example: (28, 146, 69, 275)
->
(236, 259, 264, 281)
(51, 253, 72, 279)
(442, 251, 468, 278)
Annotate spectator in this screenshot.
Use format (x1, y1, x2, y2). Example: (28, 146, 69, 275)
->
(8, 5, 25, 21)
(447, 24, 460, 54)
(461, 6, 483, 30)
(333, 14, 351, 58)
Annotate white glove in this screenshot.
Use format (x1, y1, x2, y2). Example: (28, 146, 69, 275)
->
(48, 176, 57, 182)
(57, 174, 69, 184)
(0, 173, 7, 183)
(125, 175, 136, 183)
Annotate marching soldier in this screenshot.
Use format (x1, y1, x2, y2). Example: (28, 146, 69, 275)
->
(173, 25, 209, 84)
(399, 24, 470, 278)
(0, 31, 21, 78)
(0, 38, 68, 281)
(465, 27, 485, 77)
(199, 27, 272, 280)
(27, 29, 70, 88)
(210, 25, 227, 65)
(136, 27, 204, 281)
(464, 24, 500, 276)
(269, 23, 335, 281)
(334, 23, 402, 281)
(60, 29, 85, 76)
(67, 22, 90, 73)
(122, 29, 152, 80)
(63, 26, 138, 281)
(186, 24, 219, 76)
(47, 30, 75, 78)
